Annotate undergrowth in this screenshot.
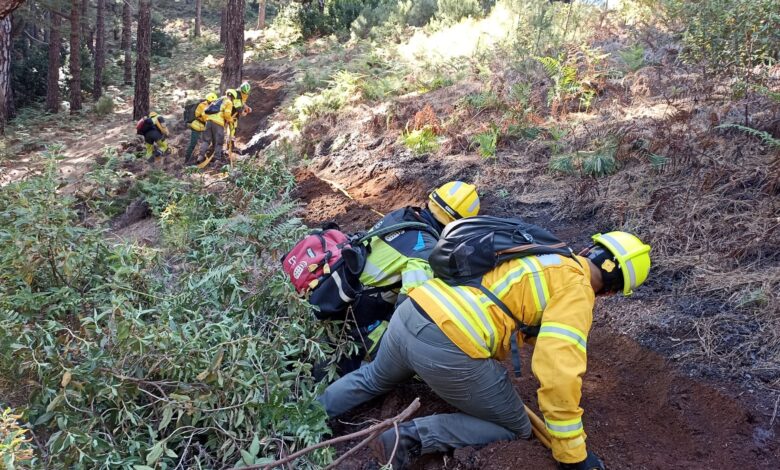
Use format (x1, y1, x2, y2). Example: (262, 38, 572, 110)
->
(0, 149, 348, 468)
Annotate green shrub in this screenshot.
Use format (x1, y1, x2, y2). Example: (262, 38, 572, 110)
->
(669, 0, 780, 74)
(94, 96, 115, 116)
(0, 409, 34, 469)
(461, 91, 503, 111)
(151, 22, 178, 57)
(619, 43, 646, 71)
(0, 150, 342, 468)
(401, 126, 440, 155)
(437, 0, 492, 22)
(548, 140, 618, 177)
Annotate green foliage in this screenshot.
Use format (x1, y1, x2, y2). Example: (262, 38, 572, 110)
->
(549, 139, 619, 178)
(461, 91, 502, 112)
(668, 0, 780, 74)
(290, 70, 362, 128)
(471, 125, 499, 158)
(619, 43, 646, 71)
(151, 24, 178, 58)
(436, 0, 491, 22)
(0, 409, 34, 469)
(93, 96, 115, 116)
(401, 126, 440, 155)
(10, 37, 50, 109)
(536, 54, 579, 107)
(716, 123, 780, 148)
(0, 149, 342, 468)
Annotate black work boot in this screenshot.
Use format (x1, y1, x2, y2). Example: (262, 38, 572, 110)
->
(370, 421, 421, 470)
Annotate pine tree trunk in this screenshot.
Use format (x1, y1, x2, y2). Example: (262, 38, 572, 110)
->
(220, 0, 244, 92)
(70, 0, 82, 113)
(133, 0, 151, 120)
(93, 0, 105, 100)
(46, 10, 62, 113)
(0, 16, 12, 134)
(194, 0, 201, 37)
(122, 0, 132, 85)
(257, 0, 266, 29)
(0, 1, 26, 20)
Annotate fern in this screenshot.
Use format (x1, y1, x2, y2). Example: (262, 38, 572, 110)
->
(716, 124, 780, 148)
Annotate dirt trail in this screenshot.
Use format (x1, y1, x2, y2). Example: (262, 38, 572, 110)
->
(290, 166, 780, 469)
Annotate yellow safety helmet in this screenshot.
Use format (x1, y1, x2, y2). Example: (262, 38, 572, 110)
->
(591, 231, 651, 296)
(226, 89, 238, 99)
(206, 92, 218, 102)
(428, 181, 480, 225)
(148, 111, 158, 118)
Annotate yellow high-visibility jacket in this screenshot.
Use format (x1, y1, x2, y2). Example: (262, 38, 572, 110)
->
(190, 100, 209, 131)
(205, 98, 233, 127)
(409, 254, 594, 464)
(358, 207, 439, 299)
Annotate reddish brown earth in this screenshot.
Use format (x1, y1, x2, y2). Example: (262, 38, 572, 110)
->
(292, 167, 780, 470)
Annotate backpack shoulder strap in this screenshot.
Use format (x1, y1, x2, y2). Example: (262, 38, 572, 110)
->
(356, 221, 439, 244)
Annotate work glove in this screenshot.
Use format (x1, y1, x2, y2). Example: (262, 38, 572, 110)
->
(557, 451, 605, 470)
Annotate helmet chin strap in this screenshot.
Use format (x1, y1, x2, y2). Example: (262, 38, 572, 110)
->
(585, 245, 624, 294)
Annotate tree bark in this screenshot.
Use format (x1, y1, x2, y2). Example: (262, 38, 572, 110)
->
(194, 0, 201, 37)
(220, 0, 244, 92)
(81, 0, 93, 55)
(121, 0, 132, 85)
(257, 0, 266, 29)
(0, 1, 26, 20)
(69, 0, 82, 113)
(46, 9, 62, 113)
(133, 0, 151, 120)
(93, 0, 105, 100)
(0, 16, 12, 134)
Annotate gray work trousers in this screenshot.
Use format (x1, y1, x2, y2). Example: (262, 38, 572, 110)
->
(317, 300, 532, 454)
(198, 121, 224, 161)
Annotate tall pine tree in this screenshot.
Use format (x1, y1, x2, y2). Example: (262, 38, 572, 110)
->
(133, 0, 151, 119)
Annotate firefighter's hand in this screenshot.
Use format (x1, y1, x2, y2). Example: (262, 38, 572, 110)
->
(557, 452, 605, 470)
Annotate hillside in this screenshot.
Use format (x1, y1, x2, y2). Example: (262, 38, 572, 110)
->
(1, 0, 779, 469)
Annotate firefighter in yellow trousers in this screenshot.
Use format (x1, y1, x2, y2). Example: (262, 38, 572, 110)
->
(318, 230, 652, 469)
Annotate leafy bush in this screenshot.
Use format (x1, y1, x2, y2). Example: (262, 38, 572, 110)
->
(151, 24, 178, 58)
(619, 43, 646, 71)
(0, 409, 33, 469)
(93, 96, 115, 116)
(290, 70, 362, 128)
(668, 0, 780, 74)
(401, 126, 440, 155)
(437, 0, 492, 22)
(10, 38, 50, 109)
(461, 91, 503, 112)
(0, 149, 343, 468)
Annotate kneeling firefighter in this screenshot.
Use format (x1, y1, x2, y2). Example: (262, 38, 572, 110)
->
(282, 181, 480, 375)
(317, 218, 652, 470)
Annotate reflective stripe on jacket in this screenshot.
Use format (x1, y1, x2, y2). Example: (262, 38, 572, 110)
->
(358, 207, 438, 296)
(205, 99, 233, 127)
(408, 254, 594, 463)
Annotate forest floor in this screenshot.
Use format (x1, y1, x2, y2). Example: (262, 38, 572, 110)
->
(2, 7, 779, 469)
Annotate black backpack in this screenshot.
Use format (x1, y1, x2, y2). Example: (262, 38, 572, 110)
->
(429, 216, 576, 375)
(429, 216, 575, 284)
(183, 99, 202, 123)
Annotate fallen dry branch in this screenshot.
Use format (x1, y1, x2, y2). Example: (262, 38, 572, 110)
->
(230, 397, 421, 470)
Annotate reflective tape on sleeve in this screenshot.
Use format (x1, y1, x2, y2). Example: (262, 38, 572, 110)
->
(538, 322, 587, 354)
(545, 417, 584, 438)
(402, 268, 432, 287)
(420, 283, 491, 355)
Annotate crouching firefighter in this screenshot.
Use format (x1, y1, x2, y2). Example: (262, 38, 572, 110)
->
(135, 112, 169, 161)
(316, 217, 652, 470)
(282, 181, 480, 375)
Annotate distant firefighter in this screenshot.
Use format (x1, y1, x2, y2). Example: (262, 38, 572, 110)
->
(135, 111, 169, 161)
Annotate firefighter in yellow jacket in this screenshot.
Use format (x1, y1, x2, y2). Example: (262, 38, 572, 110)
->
(195, 91, 234, 166)
(317, 231, 652, 470)
(185, 92, 217, 164)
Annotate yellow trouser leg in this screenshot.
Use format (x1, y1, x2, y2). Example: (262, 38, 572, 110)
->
(145, 143, 154, 158)
(158, 139, 169, 153)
